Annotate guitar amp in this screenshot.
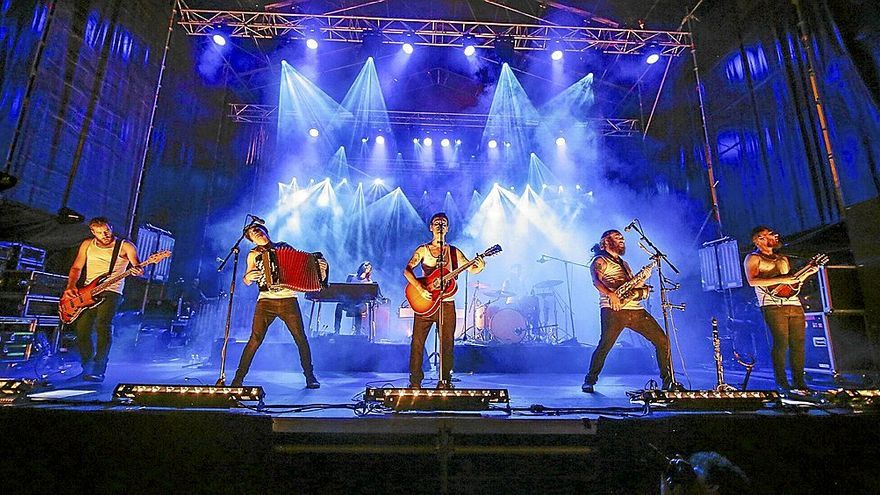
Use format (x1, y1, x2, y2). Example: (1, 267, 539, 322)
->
(804, 311, 875, 375)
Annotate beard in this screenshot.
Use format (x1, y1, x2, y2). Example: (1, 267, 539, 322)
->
(618, 245, 627, 255)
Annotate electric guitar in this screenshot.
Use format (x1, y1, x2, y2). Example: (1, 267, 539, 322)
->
(58, 250, 172, 324)
(405, 244, 502, 317)
(762, 253, 828, 300)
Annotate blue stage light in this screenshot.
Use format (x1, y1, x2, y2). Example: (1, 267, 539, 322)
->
(455, 139, 462, 145)
(306, 38, 319, 50)
(212, 34, 227, 46)
(308, 128, 319, 137)
(440, 138, 450, 148)
(488, 139, 497, 149)
(375, 135, 385, 145)
(646, 53, 660, 65)
(373, 178, 384, 185)
(402, 42, 413, 54)
(464, 44, 475, 57)
(423, 137, 433, 146)
(413, 138, 419, 144)
(551, 49, 563, 61)
(555, 137, 566, 146)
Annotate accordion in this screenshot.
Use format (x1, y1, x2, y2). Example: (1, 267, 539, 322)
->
(261, 246, 329, 292)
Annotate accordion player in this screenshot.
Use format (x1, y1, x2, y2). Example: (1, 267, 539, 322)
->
(259, 244, 329, 292)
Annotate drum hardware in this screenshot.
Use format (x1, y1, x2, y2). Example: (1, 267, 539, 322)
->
(482, 289, 515, 299)
(532, 279, 563, 289)
(470, 282, 492, 290)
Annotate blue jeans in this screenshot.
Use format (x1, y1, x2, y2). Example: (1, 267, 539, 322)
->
(73, 292, 121, 375)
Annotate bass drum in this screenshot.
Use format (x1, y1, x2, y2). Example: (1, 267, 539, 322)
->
(488, 307, 528, 344)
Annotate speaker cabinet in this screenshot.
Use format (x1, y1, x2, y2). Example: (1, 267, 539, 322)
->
(804, 312, 876, 374)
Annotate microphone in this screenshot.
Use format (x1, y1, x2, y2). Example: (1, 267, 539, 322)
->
(537, 256, 547, 264)
(623, 219, 637, 232)
(248, 215, 265, 225)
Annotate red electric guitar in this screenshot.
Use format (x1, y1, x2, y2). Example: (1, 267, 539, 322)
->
(58, 250, 172, 324)
(763, 253, 829, 299)
(405, 244, 502, 317)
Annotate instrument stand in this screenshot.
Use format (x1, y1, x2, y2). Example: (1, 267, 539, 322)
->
(435, 234, 448, 388)
(630, 222, 686, 388)
(214, 218, 254, 386)
(537, 255, 589, 344)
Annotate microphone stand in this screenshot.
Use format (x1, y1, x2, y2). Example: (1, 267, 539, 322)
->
(436, 232, 447, 388)
(537, 255, 589, 343)
(628, 222, 685, 387)
(214, 219, 254, 386)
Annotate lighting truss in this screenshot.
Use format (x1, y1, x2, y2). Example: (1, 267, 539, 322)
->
(228, 103, 641, 137)
(178, 8, 690, 56)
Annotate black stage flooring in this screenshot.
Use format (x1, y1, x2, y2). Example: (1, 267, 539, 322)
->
(2, 358, 879, 494)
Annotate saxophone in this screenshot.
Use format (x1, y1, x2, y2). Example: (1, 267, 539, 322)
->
(614, 259, 657, 305)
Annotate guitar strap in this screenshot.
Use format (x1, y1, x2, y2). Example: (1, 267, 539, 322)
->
(77, 238, 125, 286)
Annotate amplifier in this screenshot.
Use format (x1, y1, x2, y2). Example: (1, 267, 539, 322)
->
(0, 242, 46, 271)
(804, 312, 876, 374)
(800, 266, 864, 313)
(0, 270, 67, 296)
(0, 293, 60, 318)
(0, 317, 57, 362)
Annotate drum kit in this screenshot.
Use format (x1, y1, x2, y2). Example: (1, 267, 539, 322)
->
(464, 280, 565, 344)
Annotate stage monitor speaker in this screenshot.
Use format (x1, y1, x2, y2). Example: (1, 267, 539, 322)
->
(804, 312, 876, 374)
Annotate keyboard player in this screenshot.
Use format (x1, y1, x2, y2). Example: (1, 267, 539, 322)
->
(333, 261, 382, 335)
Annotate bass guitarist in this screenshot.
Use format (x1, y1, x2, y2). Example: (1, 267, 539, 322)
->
(63, 217, 142, 382)
(404, 212, 484, 389)
(744, 226, 820, 394)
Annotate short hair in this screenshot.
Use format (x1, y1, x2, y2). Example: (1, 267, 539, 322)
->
(243, 224, 268, 241)
(750, 225, 772, 242)
(88, 217, 111, 228)
(429, 212, 449, 225)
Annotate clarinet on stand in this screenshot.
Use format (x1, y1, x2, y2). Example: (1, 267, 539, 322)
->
(712, 317, 736, 392)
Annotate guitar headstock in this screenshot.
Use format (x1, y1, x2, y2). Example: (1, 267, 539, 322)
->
(810, 253, 829, 267)
(481, 244, 502, 258)
(144, 250, 172, 265)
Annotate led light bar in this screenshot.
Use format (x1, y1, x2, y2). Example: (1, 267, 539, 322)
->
(827, 388, 880, 410)
(0, 378, 36, 405)
(632, 389, 781, 410)
(364, 387, 509, 411)
(113, 383, 265, 408)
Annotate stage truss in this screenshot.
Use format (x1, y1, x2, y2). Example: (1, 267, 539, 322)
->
(177, 6, 691, 57)
(227, 103, 642, 137)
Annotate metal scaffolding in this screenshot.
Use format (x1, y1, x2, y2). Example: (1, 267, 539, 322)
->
(178, 8, 690, 56)
(227, 103, 642, 137)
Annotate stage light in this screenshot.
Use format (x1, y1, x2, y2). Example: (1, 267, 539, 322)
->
(423, 137, 433, 146)
(632, 389, 781, 411)
(373, 178, 384, 186)
(402, 42, 413, 54)
(364, 387, 509, 411)
(361, 137, 369, 143)
(542, 183, 548, 189)
(488, 139, 497, 149)
(308, 128, 319, 137)
(0, 378, 36, 404)
(375, 135, 385, 145)
(645, 42, 662, 65)
(412, 138, 419, 144)
(455, 139, 462, 145)
(340, 178, 348, 185)
(212, 34, 227, 46)
(646, 53, 660, 65)
(113, 383, 265, 408)
(306, 38, 319, 50)
(440, 138, 450, 148)
(555, 137, 566, 146)
(551, 49, 563, 61)
(504, 141, 511, 148)
(56, 207, 84, 225)
(576, 184, 582, 190)
(464, 45, 476, 57)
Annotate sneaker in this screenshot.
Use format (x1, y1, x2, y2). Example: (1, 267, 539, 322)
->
(83, 373, 105, 383)
(305, 374, 321, 389)
(581, 379, 595, 393)
(436, 380, 454, 390)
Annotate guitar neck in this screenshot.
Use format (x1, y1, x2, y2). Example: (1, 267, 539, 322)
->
(93, 263, 147, 295)
(441, 256, 481, 283)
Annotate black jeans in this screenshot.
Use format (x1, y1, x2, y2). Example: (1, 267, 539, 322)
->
(409, 301, 455, 385)
(73, 292, 121, 375)
(585, 308, 672, 385)
(761, 305, 807, 388)
(233, 298, 314, 384)
(334, 303, 364, 334)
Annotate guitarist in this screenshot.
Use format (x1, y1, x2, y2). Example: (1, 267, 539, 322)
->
(63, 217, 143, 382)
(404, 212, 484, 389)
(744, 226, 819, 393)
(582, 229, 674, 393)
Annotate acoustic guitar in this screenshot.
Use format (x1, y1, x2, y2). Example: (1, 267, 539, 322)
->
(59, 250, 172, 324)
(405, 244, 502, 317)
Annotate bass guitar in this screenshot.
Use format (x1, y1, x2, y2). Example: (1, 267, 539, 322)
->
(405, 244, 502, 317)
(59, 250, 172, 324)
(762, 253, 828, 300)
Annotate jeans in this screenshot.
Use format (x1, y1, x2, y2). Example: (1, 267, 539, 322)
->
(334, 303, 365, 334)
(761, 305, 806, 388)
(73, 292, 121, 375)
(409, 301, 456, 385)
(585, 308, 672, 385)
(233, 298, 314, 384)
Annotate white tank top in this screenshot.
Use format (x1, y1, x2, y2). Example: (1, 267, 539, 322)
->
(84, 240, 130, 294)
(421, 244, 456, 302)
(595, 254, 643, 310)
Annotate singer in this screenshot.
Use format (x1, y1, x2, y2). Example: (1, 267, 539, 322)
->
(582, 229, 674, 393)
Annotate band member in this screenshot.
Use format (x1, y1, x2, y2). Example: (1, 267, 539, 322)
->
(743, 226, 819, 393)
(404, 212, 485, 389)
(64, 217, 143, 382)
(334, 261, 376, 335)
(582, 229, 673, 393)
(231, 224, 322, 389)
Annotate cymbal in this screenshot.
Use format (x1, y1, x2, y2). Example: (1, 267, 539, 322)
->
(483, 289, 515, 298)
(470, 282, 492, 290)
(533, 279, 563, 289)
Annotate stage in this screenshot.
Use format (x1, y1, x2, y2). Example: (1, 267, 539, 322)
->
(1, 357, 878, 494)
